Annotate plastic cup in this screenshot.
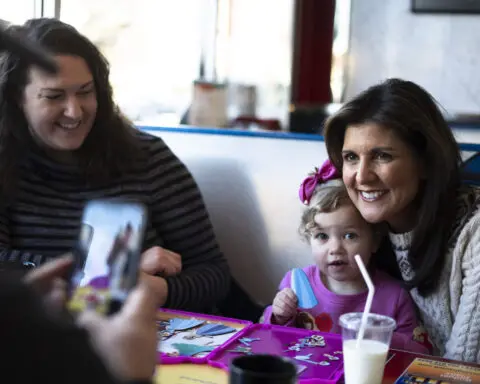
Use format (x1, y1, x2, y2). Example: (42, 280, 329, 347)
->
(229, 354, 297, 384)
(339, 312, 396, 384)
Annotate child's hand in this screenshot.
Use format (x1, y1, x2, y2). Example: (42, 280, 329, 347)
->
(272, 288, 298, 325)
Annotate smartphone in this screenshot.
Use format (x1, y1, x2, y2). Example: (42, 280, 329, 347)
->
(68, 199, 147, 316)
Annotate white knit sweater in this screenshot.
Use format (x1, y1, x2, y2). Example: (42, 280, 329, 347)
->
(389, 185, 480, 362)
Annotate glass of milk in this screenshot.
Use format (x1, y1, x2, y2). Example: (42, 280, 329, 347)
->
(339, 312, 396, 384)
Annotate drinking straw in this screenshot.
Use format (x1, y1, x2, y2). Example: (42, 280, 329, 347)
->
(354, 254, 375, 348)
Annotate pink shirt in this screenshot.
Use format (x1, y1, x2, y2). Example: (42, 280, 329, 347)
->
(262, 265, 431, 354)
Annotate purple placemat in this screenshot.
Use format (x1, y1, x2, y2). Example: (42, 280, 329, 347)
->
(157, 309, 252, 364)
(208, 323, 344, 384)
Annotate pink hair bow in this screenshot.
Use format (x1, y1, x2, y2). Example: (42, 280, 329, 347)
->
(299, 159, 340, 205)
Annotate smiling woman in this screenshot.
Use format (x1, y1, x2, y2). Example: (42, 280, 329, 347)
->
(0, 18, 140, 195)
(324, 78, 480, 362)
(21, 56, 97, 153)
(0, 18, 230, 312)
(341, 122, 423, 233)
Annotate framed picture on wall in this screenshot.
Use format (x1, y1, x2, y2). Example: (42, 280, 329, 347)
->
(412, 0, 480, 14)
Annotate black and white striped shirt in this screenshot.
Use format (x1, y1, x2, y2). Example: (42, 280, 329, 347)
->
(0, 130, 230, 311)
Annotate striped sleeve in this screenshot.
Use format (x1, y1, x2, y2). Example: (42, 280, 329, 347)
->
(0, 205, 45, 266)
(146, 137, 231, 311)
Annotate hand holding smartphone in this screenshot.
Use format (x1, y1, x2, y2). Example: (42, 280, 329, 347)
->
(69, 199, 147, 316)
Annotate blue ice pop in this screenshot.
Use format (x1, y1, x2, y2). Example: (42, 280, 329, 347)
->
(291, 268, 318, 309)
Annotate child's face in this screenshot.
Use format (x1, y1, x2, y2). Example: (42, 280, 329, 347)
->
(309, 203, 379, 284)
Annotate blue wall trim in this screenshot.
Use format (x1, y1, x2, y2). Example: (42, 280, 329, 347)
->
(137, 125, 480, 152)
(138, 125, 324, 142)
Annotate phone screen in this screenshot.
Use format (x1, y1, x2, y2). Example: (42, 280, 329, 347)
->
(68, 199, 147, 316)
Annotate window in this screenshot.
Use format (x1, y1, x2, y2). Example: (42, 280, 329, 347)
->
(216, 0, 294, 127)
(59, 0, 294, 128)
(331, 0, 351, 103)
(0, 0, 38, 24)
(60, 0, 205, 126)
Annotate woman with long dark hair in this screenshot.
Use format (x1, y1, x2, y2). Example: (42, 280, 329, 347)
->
(324, 78, 480, 362)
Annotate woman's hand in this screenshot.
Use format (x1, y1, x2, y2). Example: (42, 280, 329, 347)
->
(141, 246, 182, 277)
(23, 254, 73, 312)
(139, 246, 182, 307)
(139, 272, 169, 307)
(78, 281, 160, 381)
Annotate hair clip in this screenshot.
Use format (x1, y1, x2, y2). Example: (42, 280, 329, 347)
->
(294, 353, 330, 366)
(228, 346, 252, 355)
(238, 337, 260, 346)
(285, 345, 302, 352)
(299, 159, 340, 205)
(307, 335, 325, 347)
(324, 353, 339, 361)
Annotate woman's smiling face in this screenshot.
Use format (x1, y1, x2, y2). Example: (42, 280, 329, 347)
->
(341, 122, 423, 233)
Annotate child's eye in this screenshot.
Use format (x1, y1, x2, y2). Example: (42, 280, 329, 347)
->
(345, 232, 357, 240)
(314, 232, 328, 240)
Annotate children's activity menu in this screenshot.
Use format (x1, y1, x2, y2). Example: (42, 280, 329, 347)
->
(395, 357, 480, 384)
